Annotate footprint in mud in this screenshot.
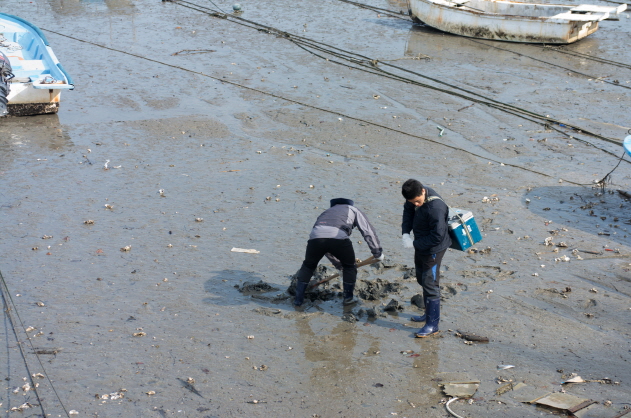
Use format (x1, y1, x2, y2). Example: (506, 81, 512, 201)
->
(459, 266, 515, 281)
(440, 283, 468, 300)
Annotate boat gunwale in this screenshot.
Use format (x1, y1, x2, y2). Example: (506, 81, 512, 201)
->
(410, 0, 613, 22)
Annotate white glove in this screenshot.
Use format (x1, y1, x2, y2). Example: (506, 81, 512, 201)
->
(402, 233, 414, 249)
(376, 253, 385, 261)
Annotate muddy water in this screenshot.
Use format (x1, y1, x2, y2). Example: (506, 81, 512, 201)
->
(1, 0, 631, 416)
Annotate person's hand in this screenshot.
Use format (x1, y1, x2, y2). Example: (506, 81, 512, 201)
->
(402, 233, 414, 248)
(376, 253, 385, 261)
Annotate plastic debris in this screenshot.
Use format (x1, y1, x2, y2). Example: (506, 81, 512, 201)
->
(446, 397, 464, 418)
(443, 382, 479, 398)
(535, 392, 589, 411)
(11, 403, 33, 412)
(563, 375, 585, 384)
(231, 247, 260, 254)
(496, 382, 526, 395)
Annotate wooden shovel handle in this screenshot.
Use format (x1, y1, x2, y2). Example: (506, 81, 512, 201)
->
(308, 255, 378, 289)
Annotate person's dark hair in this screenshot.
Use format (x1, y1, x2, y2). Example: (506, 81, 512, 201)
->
(330, 198, 354, 207)
(401, 179, 424, 200)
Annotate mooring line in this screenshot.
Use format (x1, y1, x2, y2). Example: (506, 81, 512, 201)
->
(466, 39, 631, 91)
(331, 0, 631, 71)
(176, 0, 627, 150)
(0, 269, 71, 417)
(42, 27, 626, 186)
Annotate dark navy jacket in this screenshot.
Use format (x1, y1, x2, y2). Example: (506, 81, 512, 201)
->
(401, 187, 451, 255)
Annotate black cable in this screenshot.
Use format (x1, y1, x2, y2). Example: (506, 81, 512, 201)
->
(177, 0, 626, 150)
(0, 270, 71, 417)
(41, 28, 606, 185)
(467, 39, 631, 90)
(334, 0, 410, 19)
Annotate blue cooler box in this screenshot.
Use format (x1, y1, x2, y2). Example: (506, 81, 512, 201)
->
(448, 209, 482, 251)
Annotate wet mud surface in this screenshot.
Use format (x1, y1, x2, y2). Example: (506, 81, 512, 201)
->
(1, 0, 631, 416)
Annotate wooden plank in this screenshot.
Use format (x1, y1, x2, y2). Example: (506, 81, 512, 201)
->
(567, 400, 597, 413)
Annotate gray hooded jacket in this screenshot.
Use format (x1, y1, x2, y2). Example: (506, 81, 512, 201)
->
(309, 198, 382, 259)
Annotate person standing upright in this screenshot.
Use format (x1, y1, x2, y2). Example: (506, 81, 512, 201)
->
(401, 179, 451, 337)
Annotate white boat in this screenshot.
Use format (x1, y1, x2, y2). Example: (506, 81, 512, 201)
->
(0, 13, 73, 116)
(407, 0, 627, 44)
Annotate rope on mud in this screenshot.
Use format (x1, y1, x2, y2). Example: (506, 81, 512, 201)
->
(466, 39, 631, 91)
(0, 269, 71, 417)
(333, 0, 411, 19)
(176, 0, 628, 152)
(41, 28, 619, 186)
(287, 35, 627, 160)
(597, 149, 629, 188)
(177, 0, 631, 168)
(334, 0, 631, 73)
(543, 46, 631, 71)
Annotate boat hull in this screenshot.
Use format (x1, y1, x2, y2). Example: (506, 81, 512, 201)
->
(7, 83, 61, 116)
(0, 13, 73, 116)
(408, 0, 609, 43)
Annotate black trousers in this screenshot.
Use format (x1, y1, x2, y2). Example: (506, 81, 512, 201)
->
(414, 249, 447, 300)
(296, 238, 357, 286)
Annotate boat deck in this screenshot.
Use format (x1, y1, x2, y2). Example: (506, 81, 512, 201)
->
(0, 15, 72, 87)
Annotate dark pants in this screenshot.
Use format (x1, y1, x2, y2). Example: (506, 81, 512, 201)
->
(415, 249, 447, 300)
(296, 238, 357, 286)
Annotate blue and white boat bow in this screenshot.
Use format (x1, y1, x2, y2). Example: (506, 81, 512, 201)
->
(0, 13, 73, 116)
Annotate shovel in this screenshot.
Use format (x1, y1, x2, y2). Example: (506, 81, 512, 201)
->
(307, 255, 378, 290)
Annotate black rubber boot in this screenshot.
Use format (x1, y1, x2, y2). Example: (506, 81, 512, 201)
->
(294, 281, 309, 306)
(342, 282, 358, 306)
(415, 298, 440, 337)
(410, 296, 428, 322)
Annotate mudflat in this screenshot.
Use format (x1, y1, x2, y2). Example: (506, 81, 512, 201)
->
(1, 0, 630, 417)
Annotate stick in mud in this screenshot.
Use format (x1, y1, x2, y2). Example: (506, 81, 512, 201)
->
(308, 255, 378, 289)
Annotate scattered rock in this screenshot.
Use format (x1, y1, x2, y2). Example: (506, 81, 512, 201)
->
(342, 312, 358, 323)
(356, 278, 403, 301)
(238, 281, 279, 294)
(402, 268, 416, 280)
(411, 294, 425, 309)
(383, 299, 403, 312)
(286, 266, 339, 303)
